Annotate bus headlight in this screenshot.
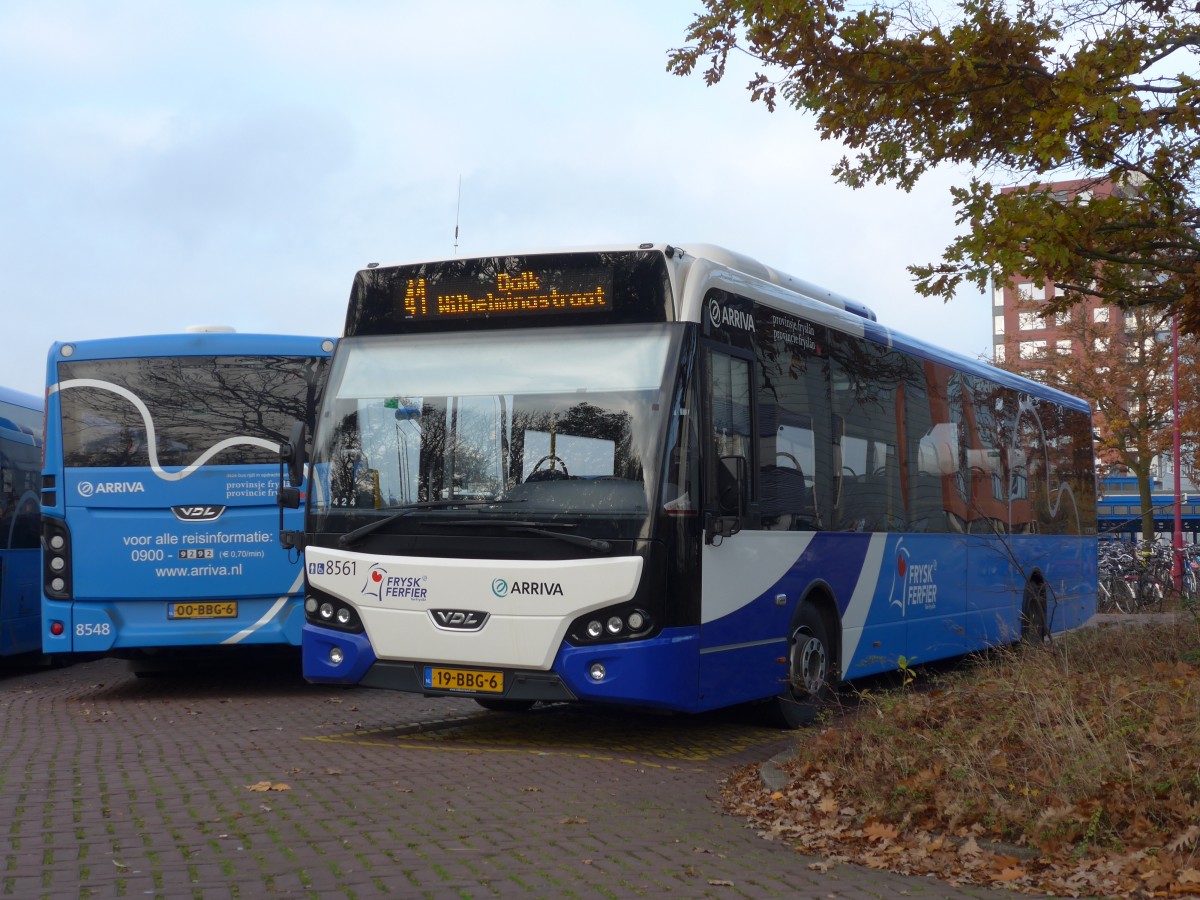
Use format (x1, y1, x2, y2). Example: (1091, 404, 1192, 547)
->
(304, 589, 364, 634)
(569, 607, 654, 645)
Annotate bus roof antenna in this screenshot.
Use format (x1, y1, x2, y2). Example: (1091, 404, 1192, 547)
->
(453, 175, 462, 256)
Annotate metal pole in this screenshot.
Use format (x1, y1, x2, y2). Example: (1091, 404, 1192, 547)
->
(1173, 313, 1183, 587)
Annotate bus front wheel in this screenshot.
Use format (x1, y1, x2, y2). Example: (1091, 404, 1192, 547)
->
(766, 604, 834, 728)
(1021, 578, 1050, 645)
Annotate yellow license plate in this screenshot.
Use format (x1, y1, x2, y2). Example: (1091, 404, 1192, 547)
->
(423, 666, 504, 693)
(168, 601, 238, 620)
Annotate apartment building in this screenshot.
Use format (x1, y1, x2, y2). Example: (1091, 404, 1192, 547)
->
(988, 176, 1197, 534)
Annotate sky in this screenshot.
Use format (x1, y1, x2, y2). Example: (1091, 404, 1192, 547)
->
(0, 0, 993, 399)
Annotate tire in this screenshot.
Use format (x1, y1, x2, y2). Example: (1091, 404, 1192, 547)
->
(1020, 579, 1050, 644)
(764, 604, 835, 729)
(474, 698, 536, 713)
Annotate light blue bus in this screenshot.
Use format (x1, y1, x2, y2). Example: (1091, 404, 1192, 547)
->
(0, 386, 43, 657)
(290, 245, 1096, 725)
(41, 330, 333, 668)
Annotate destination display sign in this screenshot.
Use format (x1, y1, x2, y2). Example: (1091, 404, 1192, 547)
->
(344, 250, 672, 336)
(398, 268, 612, 321)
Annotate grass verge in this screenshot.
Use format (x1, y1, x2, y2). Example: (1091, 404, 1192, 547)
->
(722, 616, 1200, 897)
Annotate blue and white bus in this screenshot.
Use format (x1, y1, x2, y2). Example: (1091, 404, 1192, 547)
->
(1, 386, 43, 657)
(41, 330, 334, 668)
(290, 244, 1096, 725)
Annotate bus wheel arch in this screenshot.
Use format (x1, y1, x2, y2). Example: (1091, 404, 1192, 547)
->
(790, 586, 841, 697)
(1020, 570, 1051, 645)
(763, 586, 840, 728)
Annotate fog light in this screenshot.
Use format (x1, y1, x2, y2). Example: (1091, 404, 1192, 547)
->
(49, 556, 65, 572)
(586, 620, 603, 639)
(589, 662, 606, 681)
(336, 607, 352, 625)
(329, 646, 344, 665)
(51, 578, 65, 592)
(305, 597, 318, 613)
(50, 535, 65, 551)
(606, 616, 623, 635)
(627, 610, 645, 630)
(319, 602, 334, 619)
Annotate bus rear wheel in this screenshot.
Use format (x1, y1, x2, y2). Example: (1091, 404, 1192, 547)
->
(765, 605, 833, 729)
(1021, 578, 1050, 645)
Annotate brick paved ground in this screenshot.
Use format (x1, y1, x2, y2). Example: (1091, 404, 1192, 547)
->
(0, 653, 1016, 899)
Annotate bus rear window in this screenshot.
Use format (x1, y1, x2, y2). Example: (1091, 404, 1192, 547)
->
(57, 355, 327, 469)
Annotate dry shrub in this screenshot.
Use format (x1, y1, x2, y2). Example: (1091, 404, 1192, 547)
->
(778, 618, 1200, 856)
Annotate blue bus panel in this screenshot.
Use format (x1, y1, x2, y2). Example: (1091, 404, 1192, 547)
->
(41, 333, 333, 654)
(0, 386, 44, 656)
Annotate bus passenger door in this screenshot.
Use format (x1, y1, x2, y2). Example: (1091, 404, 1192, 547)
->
(698, 346, 787, 710)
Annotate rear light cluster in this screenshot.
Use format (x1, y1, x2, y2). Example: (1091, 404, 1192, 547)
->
(567, 606, 654, 645)
(304, 590, 363, 633)
(42, 519, 72, 599)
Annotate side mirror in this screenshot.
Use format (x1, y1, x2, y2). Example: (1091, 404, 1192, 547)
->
(281, 421, 307, 488)
(707, 455, 746, 544)
(717, 455, 747, 516)
(276, 420, 307, 549)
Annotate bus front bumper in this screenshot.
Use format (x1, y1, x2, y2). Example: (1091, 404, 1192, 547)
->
(303, 623, 702, 712)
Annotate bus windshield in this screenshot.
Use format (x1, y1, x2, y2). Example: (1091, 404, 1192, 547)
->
(310, 325, 679, 533)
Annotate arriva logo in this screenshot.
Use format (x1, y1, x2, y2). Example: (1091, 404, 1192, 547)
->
(492, 578, 564, 597)
(77, 481, 145, 497)
(707, 298, 754, 332)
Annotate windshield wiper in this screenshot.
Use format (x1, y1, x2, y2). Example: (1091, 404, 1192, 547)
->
(428, 519, 612, 553)
(337, 499, 521, 549)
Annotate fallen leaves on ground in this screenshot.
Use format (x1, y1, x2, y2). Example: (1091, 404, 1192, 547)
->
(721, 618, 1200, 898)
(245, 781, 291, 792)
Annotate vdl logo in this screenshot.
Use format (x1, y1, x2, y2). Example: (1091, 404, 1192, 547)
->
(172, 505, 225, 522)
(491, 578, 509, 598)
